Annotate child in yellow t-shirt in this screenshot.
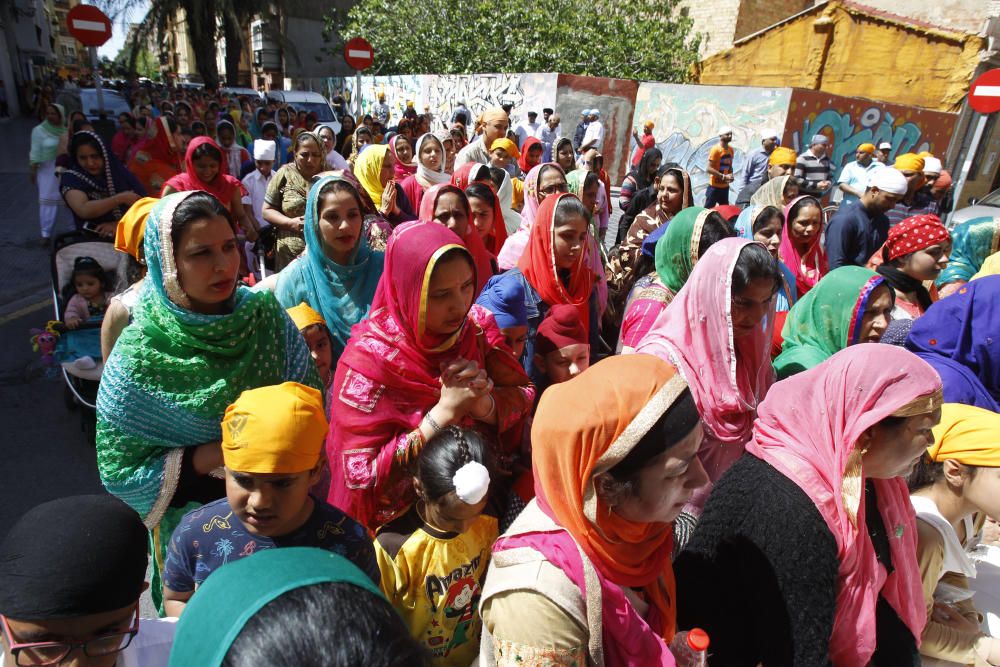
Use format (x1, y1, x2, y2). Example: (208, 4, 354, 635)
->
(374, 426, 499, 666)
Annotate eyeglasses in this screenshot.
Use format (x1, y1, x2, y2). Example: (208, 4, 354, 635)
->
(1, 608, 140, 666)
(539, 183, 569, 196)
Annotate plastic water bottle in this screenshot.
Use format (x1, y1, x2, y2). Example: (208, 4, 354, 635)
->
(671, 627, 710, 666)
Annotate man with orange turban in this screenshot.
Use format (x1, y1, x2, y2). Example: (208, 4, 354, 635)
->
(160, 382, 378, 617)
(837, 143, 883, 206)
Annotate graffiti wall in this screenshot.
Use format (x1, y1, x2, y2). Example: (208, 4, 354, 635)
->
(423, 73, 556, 134)
(555, 74, 639, 183)
(632, 83, 793, 206)
(784, 90, 958, 181)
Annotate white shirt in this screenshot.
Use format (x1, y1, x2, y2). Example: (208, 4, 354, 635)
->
(241, 168, 274, 230)
(326, 149, 350, 171)
(2, 617, 175, 667)
(582, 120, 604, 152)
(515, 121, 540, 149)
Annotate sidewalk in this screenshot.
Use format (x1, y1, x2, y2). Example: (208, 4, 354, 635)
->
(0, 117, 71, 308)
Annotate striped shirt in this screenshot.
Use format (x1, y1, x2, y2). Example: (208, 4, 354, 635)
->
(794, 152, 831, 195)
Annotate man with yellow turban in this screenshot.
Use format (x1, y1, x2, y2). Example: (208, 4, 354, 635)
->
(455, 106, 510, 169)
(886, 152, 938, 227)
(910, 403, 1000, 666)
(160, 382, 378, 617)
(836, 143, 883, 206)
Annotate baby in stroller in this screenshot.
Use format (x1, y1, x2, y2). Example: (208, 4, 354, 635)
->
(62, 256, 113, 329)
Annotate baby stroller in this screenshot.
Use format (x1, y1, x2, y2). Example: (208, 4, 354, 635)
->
(50, 232, 132, 444)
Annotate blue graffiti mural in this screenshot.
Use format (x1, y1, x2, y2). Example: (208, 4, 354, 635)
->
(654, 133, 747, 207)
(792, 107, 931, 181)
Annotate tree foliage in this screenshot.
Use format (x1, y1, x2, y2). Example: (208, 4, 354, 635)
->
(328, 0, 701, 81)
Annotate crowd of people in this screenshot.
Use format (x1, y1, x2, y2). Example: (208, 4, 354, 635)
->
(7, 81, 1000, 666)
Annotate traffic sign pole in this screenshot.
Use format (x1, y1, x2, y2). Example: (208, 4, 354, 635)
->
(90, 47, 105, 116)
(343, 37, 373, 118)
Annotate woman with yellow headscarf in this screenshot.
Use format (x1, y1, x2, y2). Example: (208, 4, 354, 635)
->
(353, 143, 417, 226)
(909, 403, 1000, 666)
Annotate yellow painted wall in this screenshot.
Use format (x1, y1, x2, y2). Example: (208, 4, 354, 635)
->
(695, 2, 984, 112)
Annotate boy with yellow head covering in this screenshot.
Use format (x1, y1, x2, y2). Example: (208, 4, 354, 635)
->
(160, 382, 378, 617)
(910, 403, 1000, 666)
(286, 302, 334, 391)
(886, 153, 938, 227)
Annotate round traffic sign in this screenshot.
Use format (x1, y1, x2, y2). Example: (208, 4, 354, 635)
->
(66, 5, 113, 48)
(969, 68, 1000, 114)
(344, 37, 374, 71)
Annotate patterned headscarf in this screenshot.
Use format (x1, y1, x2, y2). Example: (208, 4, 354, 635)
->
(883, 214, 950, 261)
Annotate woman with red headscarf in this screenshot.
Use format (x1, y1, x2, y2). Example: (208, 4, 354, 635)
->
(873, 214, 951, 320)
(487, 192, 598, 386)
(326, 221, 534, 531)
(161, 136, 257, 241)
(480, 354, 709, 665)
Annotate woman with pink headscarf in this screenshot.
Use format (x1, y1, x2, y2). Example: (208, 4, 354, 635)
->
(634, 237, 781, 530)
(675, 344, 942, 667)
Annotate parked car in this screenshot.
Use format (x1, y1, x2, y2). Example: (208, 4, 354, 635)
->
(265, 90, 337, 122)
(221, 86, 262, 100)
(55, 88, 132, 123)
(949, 187, 1000, 229)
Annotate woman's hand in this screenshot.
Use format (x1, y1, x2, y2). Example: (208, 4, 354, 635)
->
(381, 180, 398, 216)
(438, 359, 489, 417)
(65, 317, 81, 330)
(94, 222, 116, 238)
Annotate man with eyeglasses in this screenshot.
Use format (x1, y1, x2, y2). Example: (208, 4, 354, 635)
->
(0, 495, 174, 666)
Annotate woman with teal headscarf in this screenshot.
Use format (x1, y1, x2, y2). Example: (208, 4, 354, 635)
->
(936, 216, 1000, 298)
(274, 174, 385, 364)
(169, 547, 427, 666)
(97, 191, 319, 610)
(29, 102, 67, 244)
(618, 206, 733, 351)
(773, 266, 894, 379)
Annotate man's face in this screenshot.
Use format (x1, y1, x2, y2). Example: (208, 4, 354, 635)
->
(869, 187, 904, 213)
(720, 132, 733, 144)
(856, 150, 872, 166)
(528, 114, 537, 124)
(762, 137, 777, 152)
(811, 142, 827, 157)
(878, 149, 891, 164)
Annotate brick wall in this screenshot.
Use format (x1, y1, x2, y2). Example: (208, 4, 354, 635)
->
(735, 0, 812, 40)
(679, 0, 742, 57)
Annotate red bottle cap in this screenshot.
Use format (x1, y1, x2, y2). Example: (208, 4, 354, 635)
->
(687, 628, 710, 652)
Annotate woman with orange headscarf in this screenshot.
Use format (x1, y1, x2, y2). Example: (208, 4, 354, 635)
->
(479, 354, 709, 665)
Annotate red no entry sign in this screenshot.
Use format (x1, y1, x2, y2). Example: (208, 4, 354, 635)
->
(970, 68, 1000, 114)
(66, 5, 113, 48)
(344, 37, 374, 71)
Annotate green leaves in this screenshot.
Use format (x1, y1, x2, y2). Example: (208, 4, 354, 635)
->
(328, 0, 700, 81)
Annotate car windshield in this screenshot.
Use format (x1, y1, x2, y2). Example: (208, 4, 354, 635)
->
(79, 90, 130, 117)
(979, 189, 1000, 207)
(283, 101, 334, 122)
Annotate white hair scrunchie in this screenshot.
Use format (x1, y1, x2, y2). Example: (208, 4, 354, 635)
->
(452, 461, 490, 505)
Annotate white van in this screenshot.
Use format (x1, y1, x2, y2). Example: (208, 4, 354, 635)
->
(265, 90, 337, 122)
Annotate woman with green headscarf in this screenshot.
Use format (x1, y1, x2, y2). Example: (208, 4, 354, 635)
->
(773, 265, 895, 379)
(29, 102, 67, 245)
(169, 548, 428, 666)
(97, 191, 320, 611)
(936, 216, 1000, 298)
(618, 207, 734, 352)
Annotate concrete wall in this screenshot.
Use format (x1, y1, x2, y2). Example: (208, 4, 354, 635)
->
(678, 0, 741, 57)
(697, 1, 986, 113)
(631, 82, 793, 206)
(554, 74, 638, 183)
(784, 89, 958, 182)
